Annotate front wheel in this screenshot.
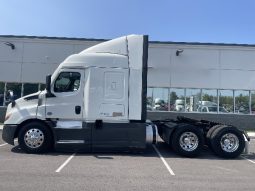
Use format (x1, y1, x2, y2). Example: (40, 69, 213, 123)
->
(171, 125, 204, 158)
(210, 126, 245, 158)
(18, 122, 53, 153)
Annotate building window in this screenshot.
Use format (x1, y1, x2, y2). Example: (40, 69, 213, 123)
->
(147, 87, 254, 115)
(234, 90, 249, 114)
(200, 89, 218, 113)
(185, 89, 201, 112)
(152, 88, 169, 111)
(0, 82, 4, 106)
(147, 88, 153, 111)
(219, 90, 234, 113)
(169, 88, 185, 112)
(23, 83, 39, 96)
(251, 91, 255, 114)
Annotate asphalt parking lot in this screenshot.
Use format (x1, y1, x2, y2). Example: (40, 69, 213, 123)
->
(0, 130, 255, 191)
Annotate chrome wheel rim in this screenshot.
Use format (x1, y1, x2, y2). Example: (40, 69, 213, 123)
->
(179, 132, 199, 152)
(220, 133, 239, 153)
(24, 129, 44, 149)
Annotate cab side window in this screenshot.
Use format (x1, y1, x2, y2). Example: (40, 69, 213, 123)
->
(54, 72, 81, 92)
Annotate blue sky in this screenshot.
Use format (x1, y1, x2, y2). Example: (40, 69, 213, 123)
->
(1, 0, 255, 44)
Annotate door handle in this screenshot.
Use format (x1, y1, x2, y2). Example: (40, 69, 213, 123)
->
(75, 106, 81, 114)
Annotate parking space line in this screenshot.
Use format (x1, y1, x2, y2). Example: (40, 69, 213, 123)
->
(0, 143, 7, 147)
(0, 140, 17, 147)
(241, 156, 255, 164)
(152, 145, 175, 176)
(214, 166, 238, 173)
(55, 153, 76, 173)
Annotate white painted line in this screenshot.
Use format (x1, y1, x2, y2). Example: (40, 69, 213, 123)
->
(152, 145, 175, 176)
(0, 140, 17, 147)
(214, 166, 238, 173)
(241, 156, 255, 164)
(0, 143, 7, 147)
(55, 153, 76, 173)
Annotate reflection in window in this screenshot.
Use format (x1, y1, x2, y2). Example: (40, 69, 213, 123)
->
(170, 88, 185, 112)
(145, 87, 254, 115)
(6, 83, 22, 105)
(23, 83, 39, 96)
(0, 82, 4, 106)
(200, 89, 218, 113)
(54, 72, 81, 92)
(235, 90, 249, 114)
(251, 91, 255, 114)
(153, 88, 169, 111)
(186, 89, 201, 112)
(219, 90, 234, 113)
(147, 88, 153, 111)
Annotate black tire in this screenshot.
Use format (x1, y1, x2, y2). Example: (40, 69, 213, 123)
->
(171, 125, 204, 158)
(206, 124, 224, 147)
(210, 126, 245, 158)
(18, 122, 53, 153)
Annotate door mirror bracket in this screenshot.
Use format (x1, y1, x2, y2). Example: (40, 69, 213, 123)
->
(46, 74, 55, 98)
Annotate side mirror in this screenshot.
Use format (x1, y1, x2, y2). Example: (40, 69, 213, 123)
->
(46, 75, 52, 93)
(46, 74, 55, 97)
(5, 90, 15, 107)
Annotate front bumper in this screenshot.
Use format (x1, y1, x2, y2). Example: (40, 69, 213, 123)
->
(2, 125, 18, 145)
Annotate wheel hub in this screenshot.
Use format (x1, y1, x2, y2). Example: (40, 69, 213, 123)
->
(184, 137, 191, 145)
(220, 133, 239, 153)
(179, 132, 199, 152)
(24, 129, 44, 149)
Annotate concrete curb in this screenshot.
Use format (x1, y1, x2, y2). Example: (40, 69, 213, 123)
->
(0, 125, 3, 130)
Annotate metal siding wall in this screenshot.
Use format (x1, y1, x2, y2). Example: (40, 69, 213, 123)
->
(1, 37, 255, 90)
(0, 37, 101, 84)
(147, 47, 171, 87)
(148, 44, 255, 90)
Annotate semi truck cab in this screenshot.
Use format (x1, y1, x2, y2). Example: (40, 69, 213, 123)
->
(3, 35, 154, 153)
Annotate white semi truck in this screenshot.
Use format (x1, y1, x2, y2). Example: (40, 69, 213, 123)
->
(2, 35, 250, 158)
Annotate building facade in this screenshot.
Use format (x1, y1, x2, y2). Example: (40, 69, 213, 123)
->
(1, 35, 255, 128)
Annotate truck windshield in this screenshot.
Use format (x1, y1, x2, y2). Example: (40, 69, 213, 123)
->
(54, 72, 81, 92)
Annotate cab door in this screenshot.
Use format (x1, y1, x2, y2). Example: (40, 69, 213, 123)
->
(45, 69, 91, 151)
(46, 69, 84, 119)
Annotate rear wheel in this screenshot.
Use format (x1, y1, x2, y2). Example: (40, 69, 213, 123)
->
(206, 124, 223, 147)
(171, 125, 204, 157)
(18, 122, 53, 153)
(210, 126, 245, 158)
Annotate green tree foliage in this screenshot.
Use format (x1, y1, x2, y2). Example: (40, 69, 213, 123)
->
(202, 94, 214, 102)
(170, 91, 178, 105)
